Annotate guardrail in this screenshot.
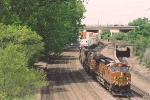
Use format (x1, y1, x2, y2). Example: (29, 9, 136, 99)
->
(85, 24, 129, 27)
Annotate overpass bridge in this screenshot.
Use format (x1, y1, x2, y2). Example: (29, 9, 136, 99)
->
(80, 25, 136, 39)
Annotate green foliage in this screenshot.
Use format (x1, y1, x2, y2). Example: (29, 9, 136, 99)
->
(0, 44, 48, 100)
(134, 35, 148, 58)
(0, 23, 45, 66)
(0, 0, 86, 55)
(143, 48, 150, 68)
(101, 30, 111, 39)
(128, 17, 150, 26)
(115, 33, 126, 40)
(125, 30, 137, 44)
(126, 18, 150, 67)
(0, 24, 48, 99)
(110, 32, 127, 40)
(135, 23, 150, 37)
(0, 0, 86, 99)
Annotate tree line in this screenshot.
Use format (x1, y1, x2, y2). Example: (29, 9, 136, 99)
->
(0, 0, 86, 99)
(127, 17, 150, 67)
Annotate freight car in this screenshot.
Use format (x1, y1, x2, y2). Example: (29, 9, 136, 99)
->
(79, 49, 131, 96)
(80, 38, 99, 49)
(79, 32, 99, 49)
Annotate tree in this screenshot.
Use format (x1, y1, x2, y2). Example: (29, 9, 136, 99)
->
(109, 32, 127, 40)
(135, 23, 150, 37)
(126, 18, 150, 66)
(134, 35, 148, 55)
(0, 23, 48, 99)
(128, 17, 150, 26)
(0, 0, 86, 55)
(0, 44, 48, 99)
(0, 23, 45, 66)
(101, 30, 111, 39)
(143, 48, 150, 67)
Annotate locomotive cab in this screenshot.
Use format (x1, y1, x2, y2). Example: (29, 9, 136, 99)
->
(94, 58, 131, 96)
(107, 63, 131, 95)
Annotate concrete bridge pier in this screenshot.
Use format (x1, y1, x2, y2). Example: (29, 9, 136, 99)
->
(98, 30, 102, 40)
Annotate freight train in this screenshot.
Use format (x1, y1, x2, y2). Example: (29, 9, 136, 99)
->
(79, 48, 131, 96)
(79, 32, 99, 49)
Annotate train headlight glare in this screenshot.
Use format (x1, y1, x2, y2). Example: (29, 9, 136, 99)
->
(114, 76, 116, 79)
(126, 77, 129, 80)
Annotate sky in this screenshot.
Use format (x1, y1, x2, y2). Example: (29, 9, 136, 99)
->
(81, 0, 150, 26)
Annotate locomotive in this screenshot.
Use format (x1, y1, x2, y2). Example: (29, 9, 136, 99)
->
(79, 49, 131, 96)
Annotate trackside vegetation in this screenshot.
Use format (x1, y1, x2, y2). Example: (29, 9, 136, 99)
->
(109, 17, 150, 68)
(0, 0, 86, 99)
(0, 23, 48, 99)
(101, 30, 111, 39)
(0, 0, 86, 55)
(127, 18, 150, 67)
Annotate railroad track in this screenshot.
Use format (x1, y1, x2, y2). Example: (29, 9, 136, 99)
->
(40, 41, 149, 100)
(40, 43, 108, 100)
(131, 84, 150, 100)
(118, 57, 150, 100)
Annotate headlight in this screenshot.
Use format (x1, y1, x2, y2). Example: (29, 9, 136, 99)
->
(126, 77, 129, 80)
(114, 76, 118, 80)
(114, 76, 116, 79)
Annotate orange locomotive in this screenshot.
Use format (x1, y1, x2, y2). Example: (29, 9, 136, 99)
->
(83, 51, 97, 74)
(93, 57, 131, 95)
(79, 49, 99, 74)
(79, 50, 131, 96)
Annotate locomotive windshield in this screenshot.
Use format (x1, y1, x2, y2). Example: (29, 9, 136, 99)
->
(121, 66, 129, 72)
(110, 66, 129, 72)
(110, 66, 120, 72)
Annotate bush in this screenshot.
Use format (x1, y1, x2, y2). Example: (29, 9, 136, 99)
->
(0, 23, 45, 66)
(0, 24, 48, 99)
(143, 48, 150, 68)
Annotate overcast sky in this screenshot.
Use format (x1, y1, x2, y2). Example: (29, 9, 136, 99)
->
(81, 0, 150, 26)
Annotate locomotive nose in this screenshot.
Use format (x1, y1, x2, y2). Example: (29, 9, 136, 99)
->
(120, 72, 126, 80)
(118, 72, 131, 86)
(120, 71, 126, 76)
